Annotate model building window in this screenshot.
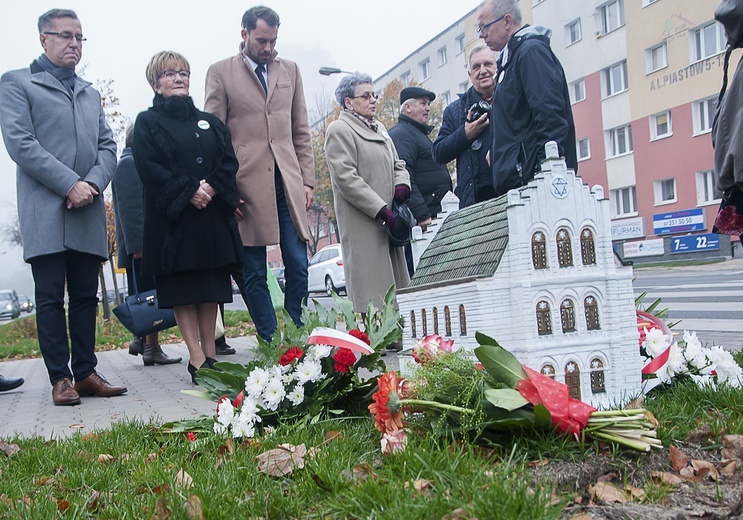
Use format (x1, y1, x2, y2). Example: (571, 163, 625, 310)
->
(532, 231, 548, 269)
(541, 364, 556, 380)
(410, 311, 416, 338)
(459, 305, 467, 336)
(536, 300, 552, 335)
(560, 299, 577, 333)
(556, 228, 574, 267)
(421, 309, 428, 336)
(580, 228, 596, 265)
(590, 358, 606, 393)
(565, 361, 581, 400)
(445, 306, 452, 336)
(584, 296, 601, 330)
(433, 307, 439, 335)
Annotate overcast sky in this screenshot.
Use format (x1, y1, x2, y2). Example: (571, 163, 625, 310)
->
(0, 0, 479, 297)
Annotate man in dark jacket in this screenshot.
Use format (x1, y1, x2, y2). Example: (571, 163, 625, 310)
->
(433, 45, 496, 208)
(477, 0, 577, 197)
(389, 86, 452, 275)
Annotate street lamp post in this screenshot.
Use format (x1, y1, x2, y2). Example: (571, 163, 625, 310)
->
(319, 67, 353, 76)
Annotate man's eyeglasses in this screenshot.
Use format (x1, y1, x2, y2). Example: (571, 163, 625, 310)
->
(159, 70, 191, 80)
(43, 31, 86, 43)
(476, 14, 506, 36)
(351, 92, 379, 101)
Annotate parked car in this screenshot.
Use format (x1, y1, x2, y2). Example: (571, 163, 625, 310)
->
(231, 277, 241, 295)
(270, 267, 285, 292)
(19, 296, 34, 313)
(0, 290, 21, 320)
(307, 244, 346, 296)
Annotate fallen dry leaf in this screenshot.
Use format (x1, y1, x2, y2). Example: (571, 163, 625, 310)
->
(176, 468, 194, 489)
(670, 446, 688, 472)
(56, 499, 72, 512)
(225, 437, 235, 454)
(528, 459, 549, 468)
(0, 442, 20, 457)
(81, 432, 98, 442)
(155, 496, 171, 520)
(255, 443, 307, 477)
(324, 430, 343, 442)
(69, 423, 85, 429)
(624, 484, 645, 500)
(145, 453, 158, 464)
(185, 495, 204, 520)
(442, 505, 476, 519)
(97, 454, 116, 464)
(596, 472, 617, 483)
(721, 434, 743, 462)
(625, 396, 644, 409)
(650, 471, 684, 485)
(35, 476, 53, 486)
(591, 482, 628, 503)
(412, 478, 433, 495)
(341, 464, 378, 484)
(679, 466, 696, 478)
(691, 460, 719, 481)
(88, 490, 114, 511)
(568, 513, 593, 520)
(149, 484, 171, 495)
(720, 460, 737, 477)
(643, 410, 659, 428)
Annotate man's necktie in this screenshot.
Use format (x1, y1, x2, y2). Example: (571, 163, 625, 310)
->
(255, 65, 268, 93)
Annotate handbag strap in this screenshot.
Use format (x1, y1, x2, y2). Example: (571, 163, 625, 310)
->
(130, 257, 141, 296)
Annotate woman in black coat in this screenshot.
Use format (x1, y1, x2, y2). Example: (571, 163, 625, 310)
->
(134, 51, 243, 383)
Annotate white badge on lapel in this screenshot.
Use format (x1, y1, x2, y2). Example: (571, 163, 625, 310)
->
(197, 120, 210, 130)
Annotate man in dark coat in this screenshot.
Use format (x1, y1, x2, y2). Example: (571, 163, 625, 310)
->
(0, 9, 127, 406)
(477, 0, 577, 197)
(388, 86, 452, 275)
(433, 45, 496, 208)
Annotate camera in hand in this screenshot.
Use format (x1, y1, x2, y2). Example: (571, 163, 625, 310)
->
(467, 100, 491, 122)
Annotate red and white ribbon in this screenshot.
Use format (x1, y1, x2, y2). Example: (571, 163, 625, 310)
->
(307, 327, 374, 355)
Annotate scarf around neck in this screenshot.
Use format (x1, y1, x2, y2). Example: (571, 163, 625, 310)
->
(36, 53, 77, 95)
(345, 108, 378, 132)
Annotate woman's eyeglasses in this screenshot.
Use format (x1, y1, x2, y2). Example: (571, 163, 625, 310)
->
(159, 70, 191, 80)
(351, 92, 379, 101)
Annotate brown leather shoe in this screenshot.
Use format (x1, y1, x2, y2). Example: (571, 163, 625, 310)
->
(74, 372, 127, 398)
(52, 378, 81, 406)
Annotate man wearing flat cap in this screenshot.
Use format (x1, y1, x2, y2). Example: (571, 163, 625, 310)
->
(388, 86, 452, 276)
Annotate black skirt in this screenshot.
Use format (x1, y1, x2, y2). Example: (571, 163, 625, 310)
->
(155, 267, 233, 308)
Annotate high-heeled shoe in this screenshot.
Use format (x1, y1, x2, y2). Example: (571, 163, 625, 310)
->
(187, 361, 208, 384)
(205, 357, 221, 370)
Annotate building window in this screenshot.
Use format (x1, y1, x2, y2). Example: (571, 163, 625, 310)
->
(437, 47, 447, 67)
(442, 91, 451, 105)
(691, 21, 726, 62)
(565, 362, 581, 400)
(536, 301, 552, 335)
(459, 305, 467, 336)
(646, 42, 668, 73)
(421, 309, 428, 336)
(580, 228, 596, 265)
(642, 0, 659, 5)
(445, 306, 452, 336)
(696, 169, 723, 205)
(541, 364, 556, 379)
(556, 228, 574, 268)
(459, 80, 469, 93)
(608, 124, 633, 157)
(569, 78, 586, 104)
(455, 33, 465, 54)
(433, 307, 439, 335)
(654, 178, 677, 205)
(560, 299, 577, 333)
(400, 70, 411, 85)
(531, 231, 548, 269)
(598, 0, 625, 35)
(410, 311, 416, 338)
(693, 97, 716, 135)
(610, 186, 637, 217)
(590, 359, 606, 393)
(566, 19, 582, 46)
(585, 296, 601, 330)
(577, 138, 590, 161)
(420, 58, 431, 80)
(604, 61, 628, 96)
(650, 111, 672, 140)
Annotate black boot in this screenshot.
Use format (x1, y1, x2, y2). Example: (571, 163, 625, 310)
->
(128, 337, 144, 356)
(187, 360, 209, 384)
(142, 344, 182, 366)
(0, 374, 24, 392)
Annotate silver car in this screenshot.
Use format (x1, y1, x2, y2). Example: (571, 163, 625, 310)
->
(307, 244, 346, 296)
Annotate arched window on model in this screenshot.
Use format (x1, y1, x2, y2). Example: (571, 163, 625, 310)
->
(580, 228, 597, 265)
(536, 300, 552, 335)
(560, 299, 576, 333)
(590, 358, 606, 394)
(433, 307, 439, 335)
(565, 361, 581, 400)
(459, 305, 467, 336)
(584, 296, 601, 330)
(410, 311, 416, 339)
(445, 306, 452, 336)
(421, 309, 428, 336)
(531, 231, 548, 269)
(541, 363, 556, 380)
(556, 228, 574, 267)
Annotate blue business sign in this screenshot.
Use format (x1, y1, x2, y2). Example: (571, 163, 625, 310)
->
(670, 233, 720, 254)
(653, 208, 705, 235)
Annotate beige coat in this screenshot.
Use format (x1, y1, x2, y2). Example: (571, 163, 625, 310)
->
(324, 111, 410, 311)
(204, 49, 314, 245)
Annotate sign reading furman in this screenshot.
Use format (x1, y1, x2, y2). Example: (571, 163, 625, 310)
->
(649, 53, 724, 92)
(611, 216, 644, 240)
(653, 208, 705, 235)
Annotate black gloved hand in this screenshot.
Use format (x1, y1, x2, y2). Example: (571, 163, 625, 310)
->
(393, 184, 410, 203)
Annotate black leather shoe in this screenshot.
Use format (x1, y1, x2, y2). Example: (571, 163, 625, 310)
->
(142, 344, 182, 366)
(187, 361, 209, 384)
(215, 342, 236, 355)
(0, 374, 24, 392)
(128, 337, 144, 356)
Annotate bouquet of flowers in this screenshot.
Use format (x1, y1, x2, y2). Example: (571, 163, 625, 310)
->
(369, 333, 662, 454)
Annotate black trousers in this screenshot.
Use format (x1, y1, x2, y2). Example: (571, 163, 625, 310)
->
(29, 251, 101, 385)
(216, 263, 248, 343)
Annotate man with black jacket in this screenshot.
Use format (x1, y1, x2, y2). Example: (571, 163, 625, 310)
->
(433, 45, 496, 208)
(389, 86, 452, 275)
(477, 0, 577, 197)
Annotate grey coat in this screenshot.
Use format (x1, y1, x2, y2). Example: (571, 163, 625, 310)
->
(713, 55, 743, 191)
(0, 65, 116, 262)
(112, 148, 143, 268)
(324, 111, 410, 312)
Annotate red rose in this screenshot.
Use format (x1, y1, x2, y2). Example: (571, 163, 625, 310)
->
(186, 432, 198, 442)
(348, 329, 371, 345)
(279, 346, 305, 366)
(333, 347, 357, 373)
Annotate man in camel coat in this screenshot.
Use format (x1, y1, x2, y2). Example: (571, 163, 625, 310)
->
(205, 6, 315, 341)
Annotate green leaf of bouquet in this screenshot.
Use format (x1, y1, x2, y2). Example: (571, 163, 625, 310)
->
(474, 345, 527, 388)
(181, 390, 212, 400)
(533, 403, 552, 430)
(482, 408, 537, 430)
(484, 388, 530, 411)
(475, 332, 501, 347)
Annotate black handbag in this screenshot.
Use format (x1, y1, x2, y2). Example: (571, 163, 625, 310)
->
(384, 201, 416, 248)
(112, 272, 176, 337)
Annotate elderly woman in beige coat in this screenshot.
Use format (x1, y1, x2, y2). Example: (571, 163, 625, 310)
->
(324, 72, 411, 317)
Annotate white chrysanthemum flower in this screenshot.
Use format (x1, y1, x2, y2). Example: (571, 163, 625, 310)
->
(308, 344, 332, 360)
(707, 346, 743, 386)
(690, 374, 716, 388)
(269, 365, 283, 379)
(682, 331, 707, 368)
(280, 363, 293, 374)
(643, 327, 670, 358)
(287, 384, 305, 406)
(665, 342, 687, 377)
(262, 377, 286, 411)
(281, 371, 295, 384)
(213, 422, 228, 435)
(239, 397, 262, 424)
(231, 417, 256, 438)
(294, 358, 324, 384)
(216, 399, 235, 426)
(245, 367, 270, 398)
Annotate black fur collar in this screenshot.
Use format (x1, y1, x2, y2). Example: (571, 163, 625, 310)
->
(152, 94, 198, 121)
